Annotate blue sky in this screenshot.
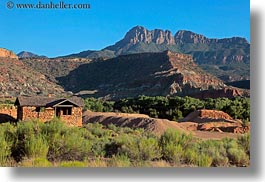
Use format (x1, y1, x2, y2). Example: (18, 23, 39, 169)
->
(1, 0, 250, 57)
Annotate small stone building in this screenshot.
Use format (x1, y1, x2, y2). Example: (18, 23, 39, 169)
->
(15, 96, 84, 126)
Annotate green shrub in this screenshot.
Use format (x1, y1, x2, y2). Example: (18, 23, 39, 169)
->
(113, 135, 161, 161)
(197, 140, 228, 167)
(40, 118, 67, 138)
(137, 137, 161, 161)
(16, 120, 43, 140)
(227, 148, 249, 167)
(91, 137, 109, 157)
(163, 143, 183, 164)
(196, 154, 213, 167)
(108, 155, 131, 167)
(183, 148, 197, 165)
(0, 130, 12, 165)
(160, 129, 193, 150)
(223, 137, 250, 167)
(59, 161, 87, 167)
(87, 158, 108, 167)
(24, 135, 49, 159)
(160, 129, 193, 164)
(237, 133, 250, 155)
(20, 157, 52, 167)
(0, 123, 17, 165)
(47, 130, 92, 161)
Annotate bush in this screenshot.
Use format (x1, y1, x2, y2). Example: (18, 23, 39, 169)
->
(20, 157, 52, 167)
(91, 137, 109, 157)
(87, 158, 108, 167)
(196, 154, 213, 167)
(197, 140, 228, 167)
(0, 123, 16, 165)
(24, 135, 49, 159)
(223, 137, 250, 167)
(137, 137, 161, 161)
(108, 155, 131, 167)
(237, 133, 250, 155)
(227, 148, 249, 167)
(59, 161, 87, 167)
(47, 128, 92, 161)
(183, 148, 197, 165)
(160, 129, 193, 164)
(0, 131, 12, 165)
(0, 118, 250, 167)
(114, 135, 161, 161)
(162, 143, 183, 164)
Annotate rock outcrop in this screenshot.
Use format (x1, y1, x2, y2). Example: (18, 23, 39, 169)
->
(179, 109, 249, 134)
(0, 48, 18, 59)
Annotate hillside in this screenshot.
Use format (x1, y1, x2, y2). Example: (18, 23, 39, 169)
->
(0, 49, 65, 97)
(57, 51, 248, 99)
(62, 26, 250, 82)
(21, 57, 91, 83)
(83, 110, 186, 135)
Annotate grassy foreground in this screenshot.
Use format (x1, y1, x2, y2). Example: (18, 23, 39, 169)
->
(0, 119, 250, 167)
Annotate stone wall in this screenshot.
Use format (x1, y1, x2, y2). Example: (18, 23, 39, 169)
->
(60, 107, 82, 127)
(22, 106, 55, 122)
(0, 106, 17, 119)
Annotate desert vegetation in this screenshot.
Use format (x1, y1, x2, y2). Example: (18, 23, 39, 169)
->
(0, 119, 249, 167)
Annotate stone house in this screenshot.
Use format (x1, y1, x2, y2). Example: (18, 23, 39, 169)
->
(14, 96, 84, 126)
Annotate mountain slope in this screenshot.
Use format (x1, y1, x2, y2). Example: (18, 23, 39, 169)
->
(0, 49, 65, 97)
(21, 57, 91, 83)
(57, 51, 235, 99)
(66, 26, 249, 65)
(62, 26, 249, 82)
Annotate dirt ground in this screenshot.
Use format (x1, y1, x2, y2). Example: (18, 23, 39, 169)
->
(83, 110, 246, 140)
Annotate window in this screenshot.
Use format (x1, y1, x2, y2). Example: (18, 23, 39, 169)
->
(63, 107, 72, 115)
(56, 107, 72, 116)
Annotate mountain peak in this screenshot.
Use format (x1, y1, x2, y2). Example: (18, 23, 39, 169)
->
(130, 25, 147, 31)
(17, 51, 47, 59)
(123, 26, 175, 45)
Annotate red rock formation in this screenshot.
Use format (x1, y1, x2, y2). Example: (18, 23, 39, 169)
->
(0, 48, 18, 59)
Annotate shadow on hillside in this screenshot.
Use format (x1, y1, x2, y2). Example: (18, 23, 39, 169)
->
(0, 113, 16, 124)
(56, 52, 181, 99)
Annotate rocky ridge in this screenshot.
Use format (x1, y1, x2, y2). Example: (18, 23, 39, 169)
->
(0, 48, 18, 59)
(57, 50, 248, 99)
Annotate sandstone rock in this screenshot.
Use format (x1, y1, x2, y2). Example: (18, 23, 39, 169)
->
(180, 109, 240, 123)
(179, 109, 249, 134)
(0, 48, 18, 59)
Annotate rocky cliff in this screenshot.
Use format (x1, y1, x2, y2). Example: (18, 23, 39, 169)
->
(57, 51, 246, 99)
(0, 48, 18, 59)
